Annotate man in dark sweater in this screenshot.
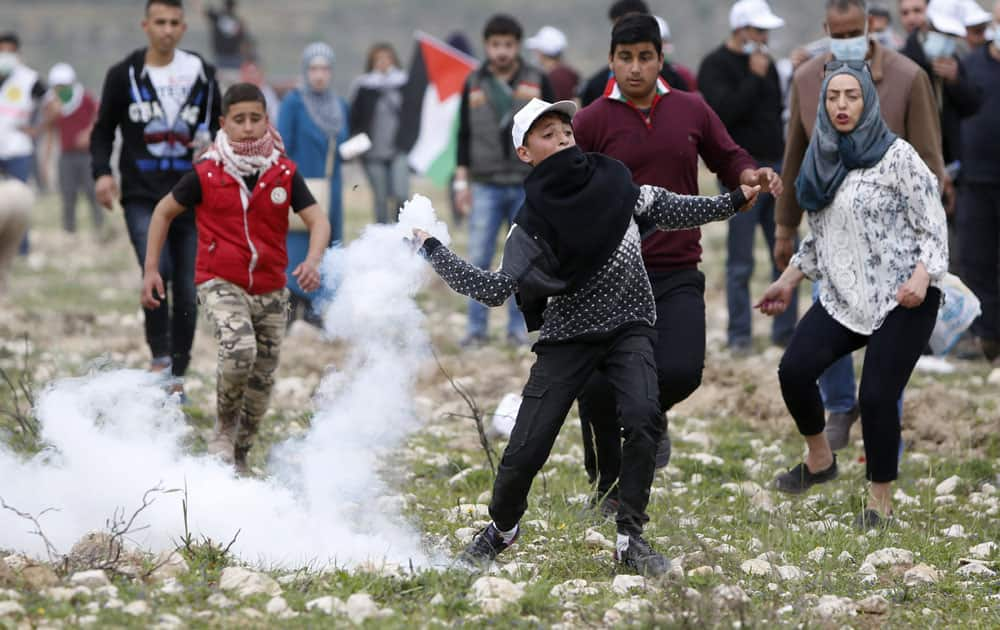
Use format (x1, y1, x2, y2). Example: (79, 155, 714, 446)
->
(572, 15, 779, 509)
(957, 24, 1000, 362)
(91, 0, 220, 387)
(699, 0, 796, 354)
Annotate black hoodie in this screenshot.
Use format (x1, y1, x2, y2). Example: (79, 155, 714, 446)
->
(91, 48, 221, 207)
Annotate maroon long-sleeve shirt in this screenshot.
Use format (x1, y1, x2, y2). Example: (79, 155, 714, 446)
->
(573, 88, 755, 272)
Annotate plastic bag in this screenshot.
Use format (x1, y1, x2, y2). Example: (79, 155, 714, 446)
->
(929, 273, 981, 356)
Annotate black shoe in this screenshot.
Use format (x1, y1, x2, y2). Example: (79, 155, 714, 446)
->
(615, 534, 670, 577)
(773, 456, 838, 495)
(854, 508, 892, 531)
(586, 492, 620, 521)
(458, 523, 517, 568)
(234, 445, 251, 476)
(654, 431, 672, 469)
(825, 406, 859, 451)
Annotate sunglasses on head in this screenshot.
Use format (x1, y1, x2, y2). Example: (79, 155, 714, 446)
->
(824, 59, 871, 76)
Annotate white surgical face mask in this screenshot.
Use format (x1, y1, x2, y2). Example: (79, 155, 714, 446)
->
(922, 30, 957, 59)
(830, 33, 869, 60)
(742, 41, 758, 55)
(0, 52, 17, 76)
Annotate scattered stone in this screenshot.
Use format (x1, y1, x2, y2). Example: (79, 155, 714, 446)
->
(741, 558, 772, 577)
(858, 562, 877, 575)
(864, 547, 914, 568)
(0, 560, 14, 587)
(956, 561, 997, 578)
(856, 595, 890, 615)
(122, 600, 151, 616)
(612, 574, 646, 595)
(776, 565, 804, 581)
(550, 579, 598, 600)
(688, 566, 714, 577)
(152, 613, 185, 629)
(498, 562, 536, 578)
(969, 542, 997, 559)
(68, 532, 130, 571)
(935, 495, 957, 505)
(987, 367, 1000, 386)
(838, 551, 855, 564)
(449, 503, 490, 520)
(613, 597, 651, 615)
(936, 475, 962, 496)
(78, 615, 98, 626)
(813, 595, 856, 619)
(711, 585, 750, 610)
(904, 564, 940, 585)
(751, 490, 775, 512)
(714, 544, 738, 555)
(241, 608, 263, 619)
(265, 596, 293, 617)
(471, 577, 525, 614)
(942, 524, 966, 538)
(584, 528, 615, 551)
(453, 527, 478, 544)
(602, 608, 624, 626)
(218, 567, 281, 598)
(305, 595, 341, 615)
(685, 452, 724, 466)
(104, 597, 124, 609)
(21, 564, 59, 590)
(807, 547, 827, 563)
(70, 570, 110, 589)
(44, 586, 91, 602)
(429, 593, 445, 606)
(158, 578, 183, 596)
(151, 551, 188, 582)
(0, 601, 25, 617)
(207, 593, 235, 609)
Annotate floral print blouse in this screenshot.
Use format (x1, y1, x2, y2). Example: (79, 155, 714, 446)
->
(790, 139, 948, 335)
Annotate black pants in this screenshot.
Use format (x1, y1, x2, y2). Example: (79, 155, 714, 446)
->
(489, 326, 663, 537)
(958, 183, 1000, 342)
(578, 269, 706, 497)
(778, 291, 940, 483)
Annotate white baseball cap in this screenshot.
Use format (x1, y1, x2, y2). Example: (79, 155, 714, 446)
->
(526, 26, 568, 57)
(961, 0, 992, 27)
(47, 62, 76, 86)
(729, 0, 785, 31)
(512, 98, 578, 149)
(927, 0, 969, 36)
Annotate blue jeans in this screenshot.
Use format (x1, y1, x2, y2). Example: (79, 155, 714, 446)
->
(1, 155, 33, 254)
(467, 182, 526, 338)
(124, 203, 198, 377)
(363, 154, 410, 224)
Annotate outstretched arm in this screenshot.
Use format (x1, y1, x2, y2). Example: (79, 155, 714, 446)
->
(414, 230, 516, 307)
(634, 184, 759, 231)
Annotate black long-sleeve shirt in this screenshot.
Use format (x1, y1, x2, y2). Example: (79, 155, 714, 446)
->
(423, 186, 740, 343)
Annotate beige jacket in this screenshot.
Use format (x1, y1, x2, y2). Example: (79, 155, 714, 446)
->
(775, 42, 945, 238)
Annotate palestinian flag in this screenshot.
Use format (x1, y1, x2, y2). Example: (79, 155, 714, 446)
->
(398, 32, 477, 187)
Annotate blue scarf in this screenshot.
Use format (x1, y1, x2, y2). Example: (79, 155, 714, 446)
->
(795, 65, 897, 212)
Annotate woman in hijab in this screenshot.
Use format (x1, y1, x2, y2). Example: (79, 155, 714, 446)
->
(756, 63, 948, 529)
(278, 42, 349, 324)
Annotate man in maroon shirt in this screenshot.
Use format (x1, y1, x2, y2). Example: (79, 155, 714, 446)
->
(573, 14, 781, 510)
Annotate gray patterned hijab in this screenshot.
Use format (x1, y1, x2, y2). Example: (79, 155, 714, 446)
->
(300, 42, 343, 139)
(795, 64, 897, 213)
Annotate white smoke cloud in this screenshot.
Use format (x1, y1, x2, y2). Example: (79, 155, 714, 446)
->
(0, 195, 450, 570)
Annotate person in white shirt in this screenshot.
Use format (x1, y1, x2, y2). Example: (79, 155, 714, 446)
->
(757, 62, 947, 530)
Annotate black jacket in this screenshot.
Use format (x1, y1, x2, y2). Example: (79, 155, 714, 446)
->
(901, 32, 982, 165)
(90, 48, 221, 207)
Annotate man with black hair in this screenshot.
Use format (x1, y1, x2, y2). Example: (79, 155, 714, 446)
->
(574, 14, 776, 511)
(577, 0, 691, 106)
(189, 0, 249, 73)
(91, 0, 221, 392)
(454, 14, 554, 348)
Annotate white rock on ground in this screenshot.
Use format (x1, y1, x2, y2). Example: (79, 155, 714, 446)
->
(122, 600, 151, 616)
(305, 596, 342, 615)
(807, 547, 827, 563)
(776, 565, 804, 581)
(448, 503, 491, 520)
(429, 593, 445, 606)
(711, 585, 750, 609)
(613, 597, 651, 616)
(611, 575, 645, 595)
(44, 586, 91, 602)
(550, 579, 598, 599)
(838, 551, 855, 564)
(151, 551, 189, 582)
(864, 547, 914, 567)
(904, 564, 940, 585)
(987, 367, 1000, 385)
(813, 595, 856, 619)
(207, 593, 235, 609)
(69, 570, 110, 589)
(152, 613, 185, 629)
(0, 601, 25, 617)
(942, 524, 966, 538)
(936, 475, 962, 496)
(856, 595, 890, 615)
(957, 561, 997, 578)
(471, 577, 525, 614)
(218, 567, 282, 598)
(969, 542, 997, 559)
(741, 558, 772, 577)
(584, 528, 615, 551)
(265, 596, 290, 615)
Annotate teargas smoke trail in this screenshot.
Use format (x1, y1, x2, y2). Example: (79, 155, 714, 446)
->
(0, 195, 451, 570)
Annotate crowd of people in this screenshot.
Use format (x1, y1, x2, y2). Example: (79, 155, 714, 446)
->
(1, 0, 997, 576)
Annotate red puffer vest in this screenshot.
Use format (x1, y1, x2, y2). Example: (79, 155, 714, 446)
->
(193, 157, 296, 294)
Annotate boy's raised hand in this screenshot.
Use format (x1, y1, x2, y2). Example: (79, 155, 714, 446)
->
(738, 185, 762, 212)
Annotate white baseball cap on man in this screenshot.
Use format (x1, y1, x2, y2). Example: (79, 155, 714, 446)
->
(512, 98, 578, 149)
(729, 0, 786, 30)
(47, 62, 76, 86)
(961, 0, 992, 27)
(927, 0, 969, 36)
(526, 26, 568, 58)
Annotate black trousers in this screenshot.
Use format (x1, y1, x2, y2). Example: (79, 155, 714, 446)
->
(958, 183, 1000, 342)
(489, 326, 663, 537)
(578, 269, 706, 497)
(778, 291, 940, 483)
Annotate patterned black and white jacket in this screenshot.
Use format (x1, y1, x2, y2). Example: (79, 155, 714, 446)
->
(420, 185, 745, 343)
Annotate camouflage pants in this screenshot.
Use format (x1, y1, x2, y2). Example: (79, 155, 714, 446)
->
(197, 279, 289, 449)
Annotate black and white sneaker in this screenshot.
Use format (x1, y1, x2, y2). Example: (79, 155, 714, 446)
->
(458, 523, 518, 568)
(615, 534, 670, 577)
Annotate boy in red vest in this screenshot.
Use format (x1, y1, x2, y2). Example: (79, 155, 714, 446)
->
(142, 83, 330, 474)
